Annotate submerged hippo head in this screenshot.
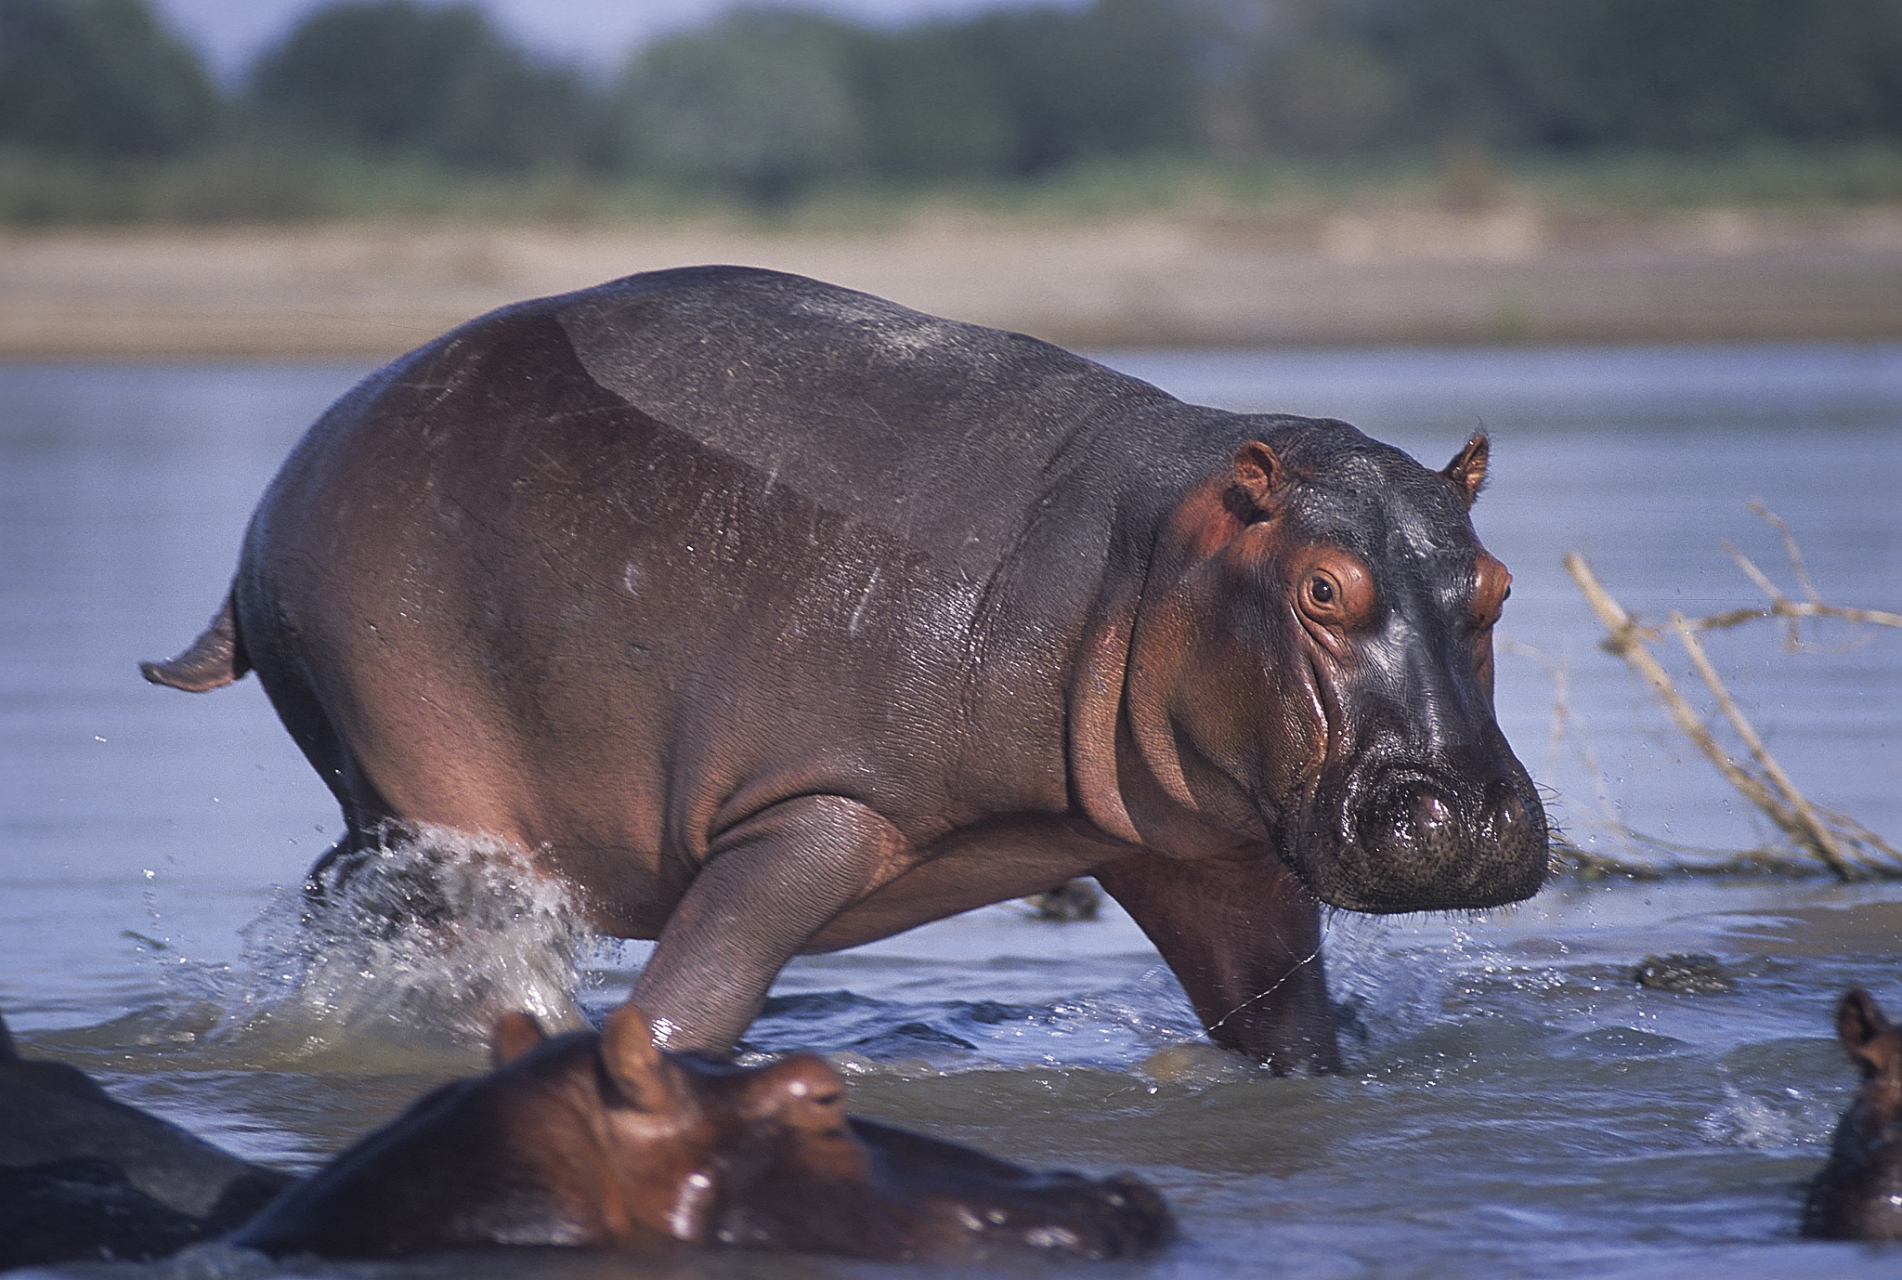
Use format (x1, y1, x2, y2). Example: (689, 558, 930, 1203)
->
(233, 1004, 1171, 1261)
(1119, 422, 1547, 913)
(1803, 988, 1902, 1240)
(0, 1013, 292, 1268)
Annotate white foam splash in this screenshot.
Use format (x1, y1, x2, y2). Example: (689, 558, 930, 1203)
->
(1697, 1081, 1835, 1150)
(207, 825, 593, 1067)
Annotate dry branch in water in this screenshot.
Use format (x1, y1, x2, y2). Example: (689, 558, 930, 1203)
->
(1561, 511, 1901, 881)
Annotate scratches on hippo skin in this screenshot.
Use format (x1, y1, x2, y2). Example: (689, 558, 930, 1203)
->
(554, 270, 1174, 579)
(848, 567, 883, 638)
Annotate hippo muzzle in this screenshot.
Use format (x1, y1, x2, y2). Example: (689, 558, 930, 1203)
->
(1262, 519, 1550, 916)
(1299, 757, 1548, 913)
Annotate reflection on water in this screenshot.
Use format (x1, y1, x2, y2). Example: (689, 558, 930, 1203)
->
(1, 346, 1900, 1278)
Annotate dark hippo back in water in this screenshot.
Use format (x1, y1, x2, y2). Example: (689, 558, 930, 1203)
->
(1804, 988, 1902, 1240)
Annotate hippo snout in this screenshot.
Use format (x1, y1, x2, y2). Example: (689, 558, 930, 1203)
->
(1305, 768, 1548, 913)
(938, 1168, 1176, 1260)
(1070, 1173, 1176, 1258)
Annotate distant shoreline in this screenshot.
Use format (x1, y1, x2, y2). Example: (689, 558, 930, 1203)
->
(5, 208, 1902, 358)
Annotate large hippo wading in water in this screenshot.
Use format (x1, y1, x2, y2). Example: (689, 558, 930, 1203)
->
(146, 266, 1549, 1073)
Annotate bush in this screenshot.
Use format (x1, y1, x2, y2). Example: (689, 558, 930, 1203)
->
(0, 0, 217, 157)
(247, 0, 600, 171)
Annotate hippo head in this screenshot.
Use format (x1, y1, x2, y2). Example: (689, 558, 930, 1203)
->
(229, 1003, 1169, 1259)
(496, 1005, 1172, 1260)
(1803, 988, 1902, 1240)
(1117, 420, 1547, 913)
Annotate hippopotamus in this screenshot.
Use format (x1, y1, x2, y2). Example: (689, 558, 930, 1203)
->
(233, 1002, 1171, 1260)
(144, 265, 1548, 1073)
(0, 1012, 291, 1267)
(0, 1008, 1169, 1264)
(1802, 988, 1902, 1240)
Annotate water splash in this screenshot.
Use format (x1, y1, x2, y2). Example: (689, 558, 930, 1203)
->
(1698, 1081, 1837, 1150)
(204, 826, 594, 1070)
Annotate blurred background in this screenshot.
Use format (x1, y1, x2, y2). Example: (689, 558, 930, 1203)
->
(5, 0, 1901, 356)
(7, 0, 1902, 221)
(4, 0, 1902, 353)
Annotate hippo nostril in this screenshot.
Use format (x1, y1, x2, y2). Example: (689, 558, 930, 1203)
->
(1412, 790, 1453, 835)
(1484, 784, 1528, 840)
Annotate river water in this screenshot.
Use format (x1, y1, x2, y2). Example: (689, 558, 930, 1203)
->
(1, 342, 1899, 1279)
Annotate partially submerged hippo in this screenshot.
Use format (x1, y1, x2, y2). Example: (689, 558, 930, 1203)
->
(1802, 988, 1902, 1240)
(232, 1003, 1172, 1260)
(0, 1013, 291, 1268)
(1, 1007, 1168, 1264)
(146, 265, 1548, 1072)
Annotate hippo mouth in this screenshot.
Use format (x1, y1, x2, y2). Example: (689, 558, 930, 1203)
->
(1283, 764, 1549, 914)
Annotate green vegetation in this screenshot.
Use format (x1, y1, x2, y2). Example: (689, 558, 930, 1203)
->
(3, 0, 1902, 226)
(0, 0, 216, 158)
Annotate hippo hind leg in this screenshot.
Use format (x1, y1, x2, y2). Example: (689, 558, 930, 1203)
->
(237, 645, 420, 930)
(300, 823, 463, 941)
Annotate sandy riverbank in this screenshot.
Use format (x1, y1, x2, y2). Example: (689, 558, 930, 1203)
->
(5, 204, 1902, 358)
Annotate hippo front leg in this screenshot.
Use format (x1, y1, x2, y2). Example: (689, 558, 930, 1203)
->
(1094, 849, 1340, 1074)
(630, 795, 907, 1054)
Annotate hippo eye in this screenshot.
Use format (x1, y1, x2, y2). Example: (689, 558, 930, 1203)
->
(1295, 556, 1371, 634)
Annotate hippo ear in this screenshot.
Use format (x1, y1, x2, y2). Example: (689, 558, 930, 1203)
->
(1442, 432, 1489, 508)
(601, 1003, 677, 1112)
(490, 1011, 547, 1067)
(1838, 989, 1891, 1073)
(1231, 442, 1285, 518)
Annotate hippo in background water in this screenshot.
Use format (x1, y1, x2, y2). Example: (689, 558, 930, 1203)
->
(0, 1013, 292, 1268)
(232, 1002, 1171, 1261)
(1803, 988, 1902, 1240)
(145, 265, 1549, 1073)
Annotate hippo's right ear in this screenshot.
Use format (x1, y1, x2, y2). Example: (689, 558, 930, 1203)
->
(601, 1004, 678, 1112)
(1442, 432, 1489, 509)
(1231, 442, 1287, 519)
(1838, 989, 1892, 1074)
(491, 1011, 548, 1067)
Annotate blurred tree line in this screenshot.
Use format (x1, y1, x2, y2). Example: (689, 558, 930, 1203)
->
(4, 0, 1902, 217)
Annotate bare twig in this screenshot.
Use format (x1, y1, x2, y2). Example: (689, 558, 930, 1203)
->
(1555, 834, 1816, 880)
(1750, 501, 1822, 604)
(1667, 612, 1857, 876)
(1561, 530, 1901, 882)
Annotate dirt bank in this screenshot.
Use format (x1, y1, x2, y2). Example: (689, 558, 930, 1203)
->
(4, 205, 1901, 358)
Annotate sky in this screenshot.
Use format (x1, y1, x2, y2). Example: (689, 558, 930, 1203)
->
(152, 0, 1057, 80)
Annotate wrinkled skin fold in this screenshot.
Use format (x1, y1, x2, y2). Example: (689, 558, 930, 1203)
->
(145, 266, 1549, 1073)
